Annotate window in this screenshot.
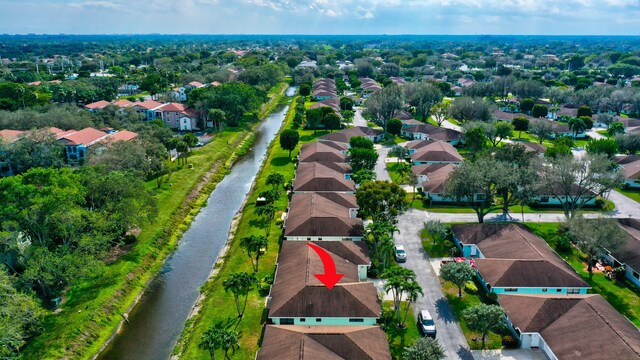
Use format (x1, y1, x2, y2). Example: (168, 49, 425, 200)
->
(318, 238, 322, 241)
(633, 271, 640, 280)
(475, 193, 486, 201)
(504, 288, 518, 292)
(349, 318, 364, 323)
(567, 289, 581, 294)
(556, 289, 562, 292)
(540, 196, 549, 203)
(315, 318, 322, 322)
(280, 318, 294, 325)
(542, 288, 548, 292)
(300, 318, 306, 322)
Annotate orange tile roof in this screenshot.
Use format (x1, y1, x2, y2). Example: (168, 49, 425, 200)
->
(106, 130, 138, 142)
(112, 99, 135, 108)
(134, 100, 164, 110)
(0, 129, 24, 143)
(59, 127, 109, 146)
(85, 100, 111, 110)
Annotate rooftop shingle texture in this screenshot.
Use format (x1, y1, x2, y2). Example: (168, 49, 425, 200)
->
(318, 127, 383, 144)
(474, 258, 589, 288)
(293, 162, 356, 192)
(257, 325, 391, 360)
(412, 163, 456, 193)
(404, 124, 463, 142)
(299, 142, 348, 163)
(285, 193, 363, 238)
(410, 140, 463, 163)
(499, 294, 640, 360)
(269, 241, 379, 318)
(615, 218, 640, 271)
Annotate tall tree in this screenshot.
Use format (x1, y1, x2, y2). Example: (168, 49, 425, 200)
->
(222, 272, 257, 318)
(240, 235, 269, 272)
(463, 304, 506, 350)
(530, 120, 554, 144)
(349, 147, 379, 172)
(382, 266, 418, 326)
(538, 154, 623, 218)
(512, 117, 530, 139)
(356, 180, 407, 223)
(440, 261, 475, 297)
(404, 82, 443, 122)
(364, 85, 403, 132)
(568, 216, 627, 275)
(279, 129, 299, 158)
(431, 102, 450, 127)
(423, 220, 448, 245)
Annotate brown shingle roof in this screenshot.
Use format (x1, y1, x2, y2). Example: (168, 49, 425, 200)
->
(404, 124, 463, 142)
(412, 163, 456, 193)
(269, 241, 379, 318)
(318, 127, 383, 144)
(519, 141, 546, 153)
(285, 193, 363, 238)
(410, 140, 463, 163)
(474, 258, 589, 288)
(615, 218, 640, 271)
(299, 142, 348, 163)
(258, 325, 391, 360)
(293, 162, 356, 193)
(499, 294, 640, 360)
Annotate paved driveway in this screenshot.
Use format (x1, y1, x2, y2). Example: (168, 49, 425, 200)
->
(353, 107, 368, 127)
(374, 145, 392, 181)
(395, 208, 473, 359)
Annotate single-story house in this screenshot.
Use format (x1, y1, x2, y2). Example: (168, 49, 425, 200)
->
(519, 141, 546, 154)
(298, 141, 348, 163)
(389, 77, 406, 85)
(412, 163, 458, 203)
(284, 192, 363, 241)
(616, 155, 640, 189)
(292, 162, 356, 194)
(499, 294, 640, 360)
(531, 118, 587, 139)
(309, 98, 341, 114)
(474, 258, 590, 295)
(604, 218, 640, 287)
(268, 241, 379, 326)
(257, 325, 391, 360)
(401, 119, 424, 128)
(532, 183, 597, 207)
(318, 127, 384, 144)
(451, 223, 590, 294)
(409, 140, 464, 165)
(401, 123, 464, 145)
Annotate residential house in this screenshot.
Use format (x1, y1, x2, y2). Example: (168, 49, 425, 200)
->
(292, 162, 356, 194)
(268, 241, 379, 325)
(450, 224, 590, 295)
(57, 127, 138, 164)
(499, 294, 640, 360)
(400, 119, 424, 128)
(298, 141, 348, 164)
(318, 127, 384, 144)
(604, 218, 640, 287)
(389, 76, 406, 85)
(284, 192, 363, 241)
(84, 100, 112, 112)
(309, 97, 341, 114)
(409, 139, 464, 165)
(616, 155, 640, 189)
(133, 100, 165, 121)
(170, 87, 188, 102)
(519, 141, 546, 154)
(530, 118, 587, 139)
(312, 78, 337, 101)
(412, 163, 459, 203)
(158, 103, 200, 131)
(532, 183, 597, 207)
(258, 325, 391, 360)
(401, 123, 464, 145)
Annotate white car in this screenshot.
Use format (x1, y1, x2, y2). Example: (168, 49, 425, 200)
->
(394, 245, 407, 263)
(418, 309, 437, 337)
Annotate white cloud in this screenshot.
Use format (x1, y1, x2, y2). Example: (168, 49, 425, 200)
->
(68, 1, 123, 10)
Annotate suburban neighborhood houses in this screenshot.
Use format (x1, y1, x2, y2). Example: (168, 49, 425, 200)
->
(2, 33, 640, 360)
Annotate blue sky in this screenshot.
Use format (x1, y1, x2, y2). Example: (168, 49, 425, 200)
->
(1, 0, 639, 35)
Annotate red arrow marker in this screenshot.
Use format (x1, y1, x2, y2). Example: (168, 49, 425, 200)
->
(307, 242, 344, 290)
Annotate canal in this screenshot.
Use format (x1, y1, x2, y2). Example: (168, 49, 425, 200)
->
(98, 86, 296, 360)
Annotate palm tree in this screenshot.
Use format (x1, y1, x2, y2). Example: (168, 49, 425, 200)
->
(568, 117, 586, 139)
(402, 281, 424, 326)
(240, 234, 268, 272)
(382, 267, 417, 326)
(219, 329, 240, 359)
(396, 162, 412, 184)
(223, 272, 257, 318)
(200, 324, 224, 360)
(255, 203, 277, 236)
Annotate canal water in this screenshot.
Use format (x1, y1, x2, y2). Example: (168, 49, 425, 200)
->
(98, 86, 296, 360)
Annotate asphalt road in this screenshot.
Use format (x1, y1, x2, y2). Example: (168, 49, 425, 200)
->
(395, 208, 474, 360)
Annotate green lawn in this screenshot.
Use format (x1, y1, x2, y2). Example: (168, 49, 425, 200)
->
(616, 187, 640, 203)
(525, 222, 640, 327)
(387, 162, 413, 185)
(420, 229, 458, 258)
(381, 301, 422, 359)
(441, 279, 506, 350)
(173, 97, 335, 359)
(597, 130, 610, 136)
(21, 84, 288, 360)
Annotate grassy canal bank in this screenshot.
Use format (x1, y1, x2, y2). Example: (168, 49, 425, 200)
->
(20, 83, 288, 360)
(173, 94, 337, 359)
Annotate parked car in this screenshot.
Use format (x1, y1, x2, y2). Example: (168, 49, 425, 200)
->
(418, 309, 437, 337)
(394, 245, 407, 263)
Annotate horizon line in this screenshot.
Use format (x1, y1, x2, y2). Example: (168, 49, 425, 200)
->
(2, 33, 640, 37)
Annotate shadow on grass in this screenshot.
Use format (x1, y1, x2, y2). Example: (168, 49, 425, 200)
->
(270, 156, 292, 167)
(386, 323, 410, 359)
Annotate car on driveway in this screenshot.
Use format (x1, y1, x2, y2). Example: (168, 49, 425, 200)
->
(394, 245, 407, 263)
(418, 309, 437, 337)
